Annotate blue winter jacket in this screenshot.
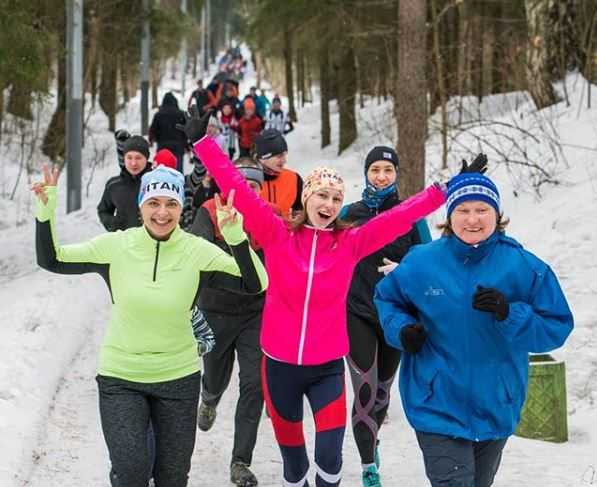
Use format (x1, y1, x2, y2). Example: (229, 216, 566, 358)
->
(374, 231, 573, 441)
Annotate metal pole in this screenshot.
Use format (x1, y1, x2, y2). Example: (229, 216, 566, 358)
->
(66, 0, 83, 213)
(206, 0, 211, 72)
(141, 0, 151, 135)
(181, 0, 187, 97)
(201, 3, 207, 74)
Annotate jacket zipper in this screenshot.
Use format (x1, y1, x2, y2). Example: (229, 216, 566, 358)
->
(463, 254, 475, 439)
(297, 231, 318, 365)
(152, 241, 161, 282)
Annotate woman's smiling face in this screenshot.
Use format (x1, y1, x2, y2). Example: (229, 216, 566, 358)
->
(140, 196, 182, 239)
(451, 200, 497, 245)
(305, 188, 344, 228)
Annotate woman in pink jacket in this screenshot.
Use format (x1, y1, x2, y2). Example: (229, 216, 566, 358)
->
(181, 112, 458, 487)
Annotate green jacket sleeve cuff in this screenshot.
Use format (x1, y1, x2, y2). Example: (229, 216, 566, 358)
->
(36, 186, 58, 222)
(218, 210, 247, 246)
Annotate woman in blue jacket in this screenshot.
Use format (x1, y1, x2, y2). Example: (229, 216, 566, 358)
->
(374, 172, 573, 487)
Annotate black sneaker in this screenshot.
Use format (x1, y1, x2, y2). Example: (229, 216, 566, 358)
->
(230, 461, 258, 486)
(197, 401, 217, 431)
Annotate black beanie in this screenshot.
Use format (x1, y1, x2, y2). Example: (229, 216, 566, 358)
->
(364, 146, 399, 173)
(254, 129, 287, 159)
(123, 135, 150, 160)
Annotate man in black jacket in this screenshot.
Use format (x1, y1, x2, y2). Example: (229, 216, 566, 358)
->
(97, 135, 151, 232)
(190, 159, 265, 487)
(149, 92, 188, 172)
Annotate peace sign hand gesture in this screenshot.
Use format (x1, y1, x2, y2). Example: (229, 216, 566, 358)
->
(31, 164, 59, 205)
(215, 190, 246, 246)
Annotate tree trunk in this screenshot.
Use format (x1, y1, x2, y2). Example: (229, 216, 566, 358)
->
(255, 49, 262, 88)
(42, 48, 67, 161)
(151, 62, 162, 109)
(431, 0, 448, 169)
(338, 43, 357, 154)
(0, 83, 4, 146)
(283, 26, 298, 122)
(397, 0, 427, 198)
(305, 56, 313, 103)
(470, 9, 483, 102)
(458, 1, 472, 97)
(7, 84, 33, 120)
(320, 46, 331, 149)
(120, 56, 130, 105)
(525, 0, 560, 109)
(297, 49, 304, 107)
(481, 8, 494, 96)
(99, 54, 118, 132)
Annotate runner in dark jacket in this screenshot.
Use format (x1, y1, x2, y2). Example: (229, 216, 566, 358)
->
(149, 92, 188, 172)
(97, 135, 151, 231)
(190, 158, 266, 487)
(340, 146, 430, 487)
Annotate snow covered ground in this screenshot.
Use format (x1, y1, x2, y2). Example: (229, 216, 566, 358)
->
(1, 50, 596, 485)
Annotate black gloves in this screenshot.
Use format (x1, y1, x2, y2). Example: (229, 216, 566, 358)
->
(176, 106, 212, 144)
(459, 153, 488, 175)
(472, 286, 509, 321)
(400, 323, 427, 354)
(114, 129, 131, 142)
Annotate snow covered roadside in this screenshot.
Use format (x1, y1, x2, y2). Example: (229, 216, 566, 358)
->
(0, 208, 110, 485)
(1, 57, 596, 486)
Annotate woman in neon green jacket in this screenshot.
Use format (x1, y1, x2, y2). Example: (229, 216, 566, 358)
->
(32, 164, 267, 487)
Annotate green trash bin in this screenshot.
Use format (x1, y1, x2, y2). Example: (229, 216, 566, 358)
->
(515, 354, 568, 443)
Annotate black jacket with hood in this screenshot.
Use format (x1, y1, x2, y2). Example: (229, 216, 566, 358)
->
(149, 93, 188, 153)
(97, 165, 152, 232)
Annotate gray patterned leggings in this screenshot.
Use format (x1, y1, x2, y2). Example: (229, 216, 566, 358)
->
(96, 372, 201, 487)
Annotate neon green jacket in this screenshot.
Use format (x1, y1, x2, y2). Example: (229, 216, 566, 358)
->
(36, 186, 267, 383)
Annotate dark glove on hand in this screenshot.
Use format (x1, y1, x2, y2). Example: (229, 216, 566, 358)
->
(459, 153, 488, 175)
(472, 286, 509, 321)
(400, 323, 427, 354)
(176, 106, 212, 144)
(114, 129, 131, 142)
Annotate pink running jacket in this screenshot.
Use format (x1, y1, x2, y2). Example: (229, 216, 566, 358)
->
(194, 136, 446, 365)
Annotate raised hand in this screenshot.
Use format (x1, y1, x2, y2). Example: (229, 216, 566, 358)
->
(459, 153, 488, 175)
(215, 190, 238, 229)
(176, 105, 213, 144)
(31, 164, 59, 205)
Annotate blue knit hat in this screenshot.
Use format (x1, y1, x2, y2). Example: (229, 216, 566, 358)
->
(138, 166, 185, 207)
(446, 173, 500, 217)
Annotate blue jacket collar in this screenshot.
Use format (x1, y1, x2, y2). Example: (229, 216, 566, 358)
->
(447, 231, 500, 263)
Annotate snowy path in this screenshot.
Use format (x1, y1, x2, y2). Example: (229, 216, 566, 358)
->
(3, 62, 596, 486)
(22, 322, 596, 486)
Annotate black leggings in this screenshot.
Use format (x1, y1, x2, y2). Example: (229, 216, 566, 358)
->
(201, 310, 264, 465)
(347, 312, 400, 465)
(97, 372, 201, 487)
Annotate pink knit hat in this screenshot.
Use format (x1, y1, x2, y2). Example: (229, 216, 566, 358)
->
(301, 166, 345, 205)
